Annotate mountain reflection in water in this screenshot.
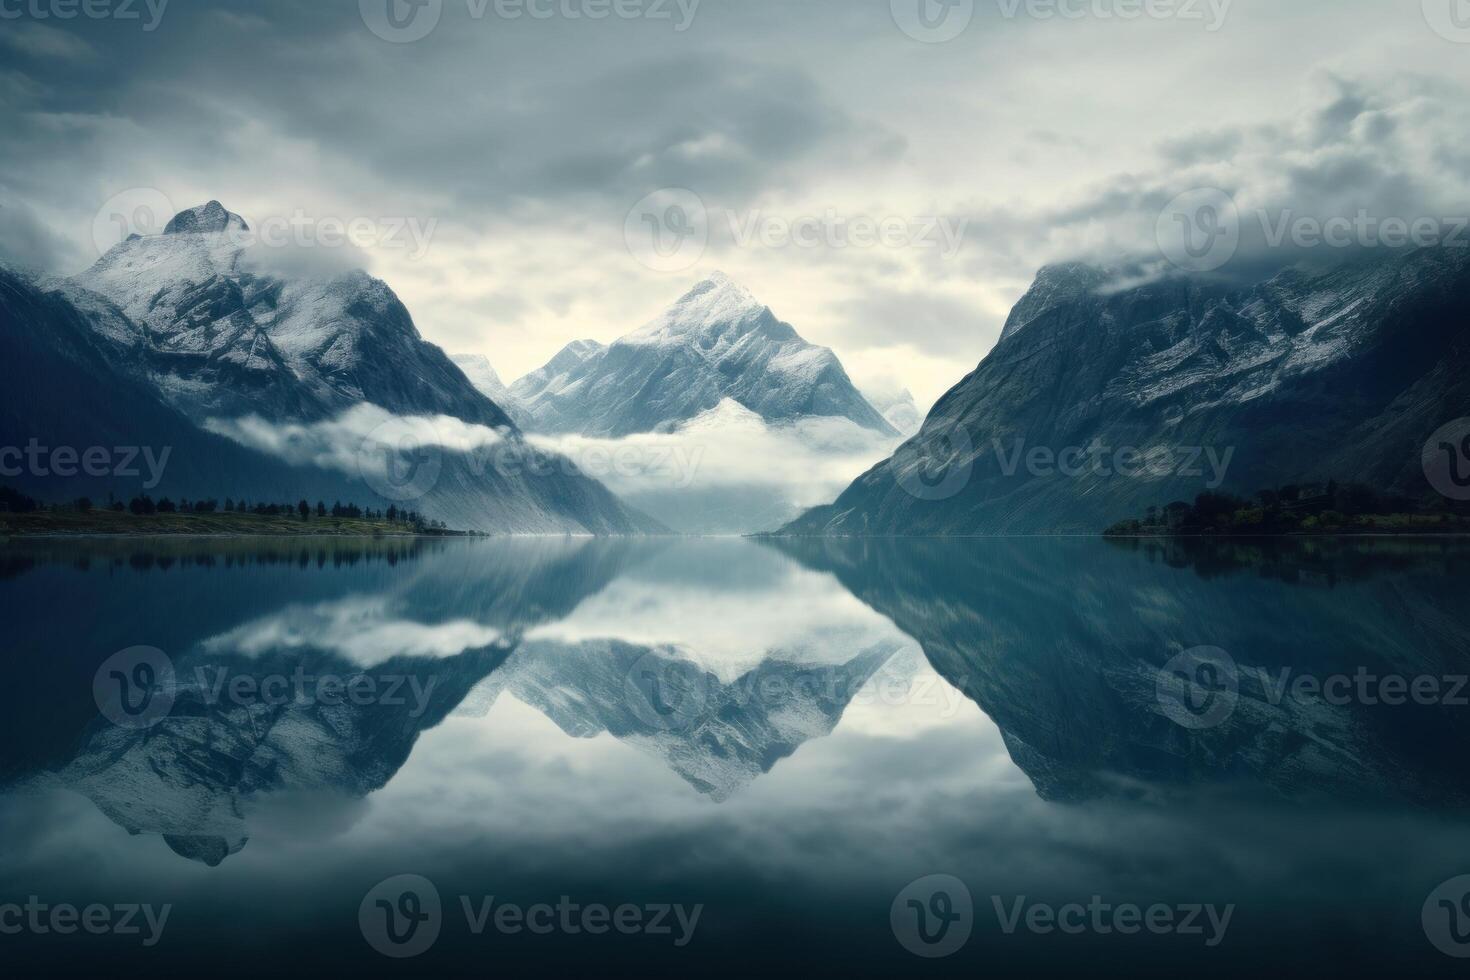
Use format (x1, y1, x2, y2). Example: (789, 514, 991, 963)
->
(1, 535, 1468, 975)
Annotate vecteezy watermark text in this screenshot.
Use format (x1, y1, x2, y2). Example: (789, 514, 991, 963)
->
(624, 189, 969, 272)
(890, 0, 1230, 44)
(359, 0, 700, 43)
(0, 441, 171, 489)
(192, 666, 440, 719)
(991, 895, 1234, 947)
(889, 875, 1233, 958)
(0, 0, 168, 30)
(993, 438, 1234, 488)
(0, 898, 171, 947)
(92, 188, 436, 259)
(1158, 189, 1470, 272)
(1156, 646, 1470, 731)
(359, 875, 702, 959)
(93, 647, 443, 730)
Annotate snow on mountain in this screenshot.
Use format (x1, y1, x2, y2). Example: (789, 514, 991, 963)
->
(70, 225, 512, 427)
(34, 200, 663, 534)
(451, 353, 531, 428)
(162, 199, 250, 236)
(782, 248, 1470, 535)
(860, 385, 923, 436)
(509, 272, 897, 438)
(463, 541, 923, 800)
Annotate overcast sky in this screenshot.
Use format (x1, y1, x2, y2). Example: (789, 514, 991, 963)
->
(3, 0, 1469, 408)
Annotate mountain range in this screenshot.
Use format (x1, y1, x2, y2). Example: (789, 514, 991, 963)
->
(504, 272, 898, 438)
(0, 537, 915, 862)
(781, 248, 1470, 534)
(12, 199, 1465, 538)
(2, 201, 661, 533)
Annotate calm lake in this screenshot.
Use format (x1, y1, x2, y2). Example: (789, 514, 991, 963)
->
(2, 535, 1469, 976)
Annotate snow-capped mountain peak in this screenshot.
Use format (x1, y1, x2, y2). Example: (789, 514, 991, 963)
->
(163, 200, 249, 236)
(511, 273, 894, 437)
(622, 271, 796, 352)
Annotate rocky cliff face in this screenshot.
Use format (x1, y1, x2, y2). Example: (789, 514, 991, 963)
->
(782, 249, 1470, 534)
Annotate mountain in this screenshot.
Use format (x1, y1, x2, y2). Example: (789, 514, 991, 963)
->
(861, 385, 923, 436)
(7, 201, 662, 533)
(780, 248, 1470, 535)
(0, 536, 911, 859)
(451, 353, 531, 428)
(67, 203, 513, 426)
(0, 537, 648, 865)
(472, 637, 902, 801)
(508, 272, 897, 437)
(0, 263, 368, 505)
(773, 536, 1470, 806)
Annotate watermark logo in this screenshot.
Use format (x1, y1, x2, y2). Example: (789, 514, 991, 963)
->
(1425, 876, 1470, 957)
(891, 874, 974, 958)
(891, 0, 975, 43)
(1423, 418, 1470, 502)
(624, 188, 709, 273)
(1159, 192, 1470, 272)
(1157, 188, 1240, 273)
(93, 646, 176, 730)
(357, 417, 446, 502)
(360, 0, 443, 42)
(91, 187, 175, 256)
(361, 0, 699, 42)
(894, 416, 974, 501)
(1156, 646, 1238, 730)
(360, 874, 443, 959)
(623, 652, 713, 732)
(193, 666, 441, 719)
(359, 876, 702, 957)
(1423, 0, 1470, 43)
(892, 0, 1230, 42)
(726, 209, 968, 257)
(92, 190, 437, 257)
(623, 191, 968, 269)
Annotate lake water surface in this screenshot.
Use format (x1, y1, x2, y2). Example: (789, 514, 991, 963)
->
(2, 535, 1469, 976)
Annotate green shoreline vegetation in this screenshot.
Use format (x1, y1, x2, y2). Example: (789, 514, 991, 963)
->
(1105, 481, 1470, 537)
(0, 487, 469, 537)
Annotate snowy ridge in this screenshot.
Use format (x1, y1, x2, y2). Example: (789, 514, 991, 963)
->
(27, 199, 663, 534)
(510, 272, 896, 438)
(782, 246, 1470, 535)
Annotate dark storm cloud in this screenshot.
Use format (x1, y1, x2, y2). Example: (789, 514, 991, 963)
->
(930, 71, 1470, 299)
(0, 198, 74, 271)
(0, 0, 903, 271)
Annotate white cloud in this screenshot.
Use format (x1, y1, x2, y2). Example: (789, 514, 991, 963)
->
(526, 399, 903, 533)
(203, 595, 502, 667)
(204, 403, 505, 481)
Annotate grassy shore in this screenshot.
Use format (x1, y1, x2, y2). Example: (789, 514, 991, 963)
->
(0, 509, 472, 537)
